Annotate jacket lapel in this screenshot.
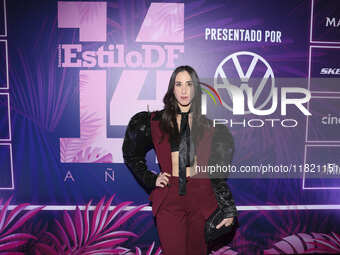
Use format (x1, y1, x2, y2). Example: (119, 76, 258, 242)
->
(150, 112, 173, 174)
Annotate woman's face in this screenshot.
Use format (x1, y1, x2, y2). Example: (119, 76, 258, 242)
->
(173, 70, 195, 107)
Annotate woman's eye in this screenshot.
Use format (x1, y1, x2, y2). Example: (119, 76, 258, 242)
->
(187, 82, 193, 86)
(175, 82, 181, 86)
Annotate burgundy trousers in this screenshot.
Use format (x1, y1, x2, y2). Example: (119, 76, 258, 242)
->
(155, 176, 212, 255)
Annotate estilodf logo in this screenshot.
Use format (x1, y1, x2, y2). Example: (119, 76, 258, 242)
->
(57, 2, 185, 162)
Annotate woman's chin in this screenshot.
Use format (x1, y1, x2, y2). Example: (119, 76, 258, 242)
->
(178, 101, 191, 107)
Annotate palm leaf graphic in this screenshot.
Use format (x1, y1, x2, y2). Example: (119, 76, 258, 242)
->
(263, 232, 340, 254)
(209, 245, 238, 255)
(43, 196, 148, 254)
(305, 232, 340, 254)
(0, 196, 44, 253)
(60, 107, 103, 163)
(124, 241, 162, 255)
(71, 146, 113, 163)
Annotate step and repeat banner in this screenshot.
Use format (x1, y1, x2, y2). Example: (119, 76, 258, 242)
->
(0, 0, 340, 254)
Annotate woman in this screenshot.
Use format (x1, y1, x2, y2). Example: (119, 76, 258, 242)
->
(122, 65, 237, 255)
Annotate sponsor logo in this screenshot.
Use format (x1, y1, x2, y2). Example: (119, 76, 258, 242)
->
(325, 17, 340, 28)
(320, 68, 340, 75)
(208, 51, 311, 116)
(200, 51, 311, 128)
(321, 114, 340, 125)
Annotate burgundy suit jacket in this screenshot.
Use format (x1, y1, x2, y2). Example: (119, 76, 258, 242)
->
(148, 111, 219, 218)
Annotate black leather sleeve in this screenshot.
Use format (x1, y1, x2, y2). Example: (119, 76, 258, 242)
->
(122, 111, 158, 193)
(208, 125, 238, 218)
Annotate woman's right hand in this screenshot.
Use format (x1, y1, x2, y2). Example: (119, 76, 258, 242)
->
(156, 172, 171, 188)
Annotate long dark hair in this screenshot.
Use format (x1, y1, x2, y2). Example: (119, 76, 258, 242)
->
(159, 65, 209, 145)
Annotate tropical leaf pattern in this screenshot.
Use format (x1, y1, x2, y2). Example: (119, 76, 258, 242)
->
(124, 241, 162, 255)
(209, 245, 238, 255)
(0, 197, 44, 254)
(37, 196, 148, 254)
(60, 107, 104, 163)
(306, 232, 340, 254)
(264, 232, 340, 254)
(71, 146, 113, 163)
(0, 195, 338, 254)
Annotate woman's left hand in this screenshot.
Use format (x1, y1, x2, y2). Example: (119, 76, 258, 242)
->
(216, 217, 234, 229)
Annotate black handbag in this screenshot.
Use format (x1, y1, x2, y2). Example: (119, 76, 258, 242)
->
(204, 207, 237, 242)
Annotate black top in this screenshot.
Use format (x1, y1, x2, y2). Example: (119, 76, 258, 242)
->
(170, 134, 179, 152)
(170, 109, 192, 152)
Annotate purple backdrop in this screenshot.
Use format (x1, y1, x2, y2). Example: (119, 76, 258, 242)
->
(0, 0, 340, 254)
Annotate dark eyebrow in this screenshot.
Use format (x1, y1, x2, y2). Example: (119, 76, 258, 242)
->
(175, 80, 192, 83)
